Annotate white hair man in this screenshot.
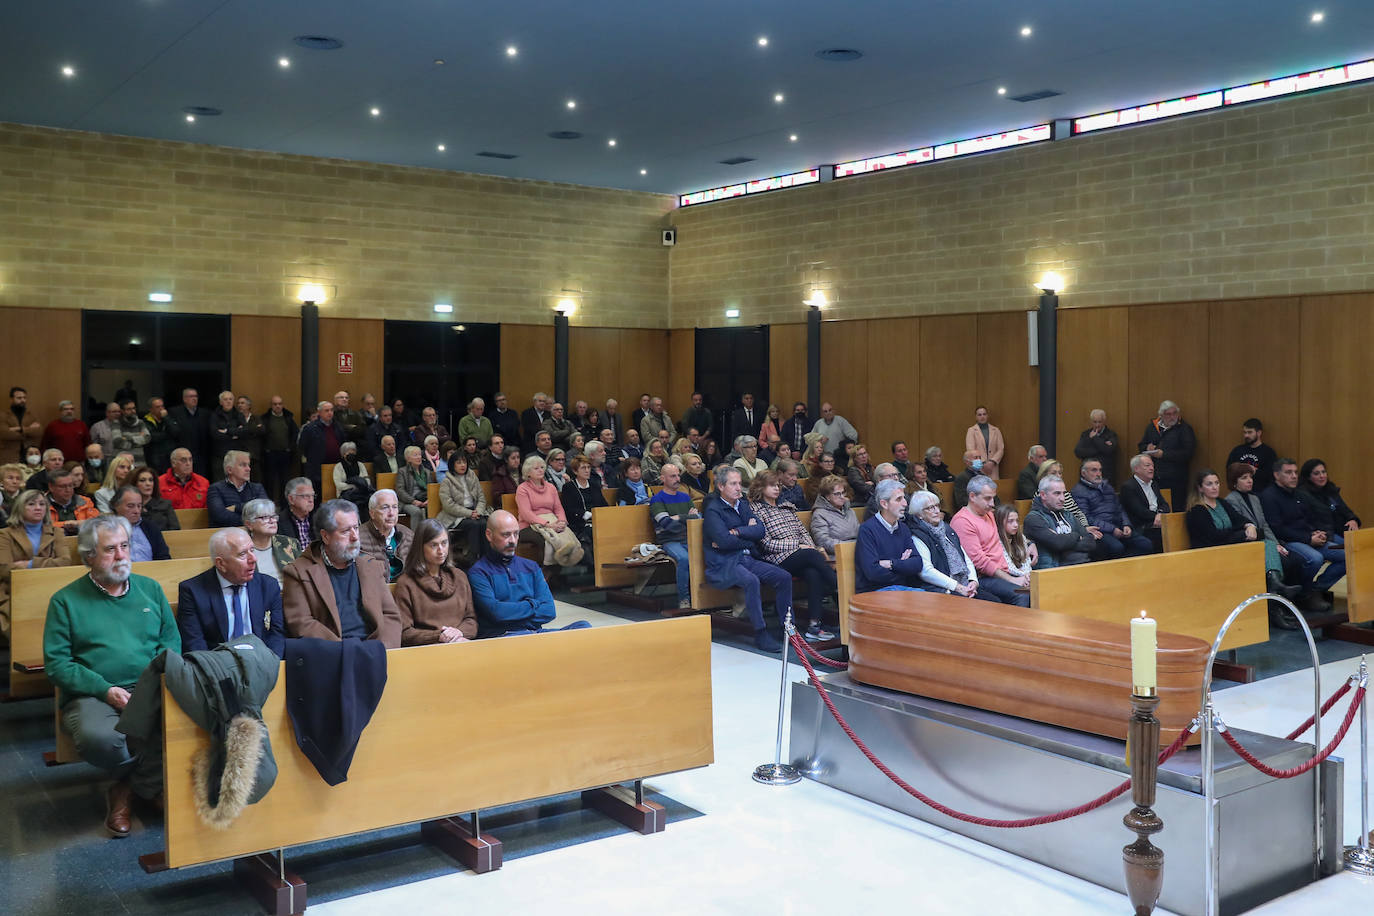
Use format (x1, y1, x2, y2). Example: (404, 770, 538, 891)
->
(176, 527, 285, 656)
(457, 397, 493, 447)
(207, 449, 268, 527)
(1024, 474, 1096, 568)
(358, 489, 413, 583)
(44, 516, 180, 836)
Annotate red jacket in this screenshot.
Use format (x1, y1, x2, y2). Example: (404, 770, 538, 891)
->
(41, 419, 90, 463)
(158, 469, 209, 510)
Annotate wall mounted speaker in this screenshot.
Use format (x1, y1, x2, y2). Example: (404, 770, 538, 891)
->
(662, 228, 677, 246)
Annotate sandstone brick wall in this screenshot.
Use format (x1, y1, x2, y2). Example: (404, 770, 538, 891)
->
(667, 81, 1374, 327)
(0, 123, 675, 327)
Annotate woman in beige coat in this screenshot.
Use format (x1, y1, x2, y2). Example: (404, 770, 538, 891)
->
(964, 406, 1005, 479)
(0, 489, 71, 645)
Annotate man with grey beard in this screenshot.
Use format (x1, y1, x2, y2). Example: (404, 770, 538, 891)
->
(43, 516, 181, 837)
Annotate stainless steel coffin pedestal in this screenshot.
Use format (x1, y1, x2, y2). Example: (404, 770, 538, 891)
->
(790, 673, 1342, 916)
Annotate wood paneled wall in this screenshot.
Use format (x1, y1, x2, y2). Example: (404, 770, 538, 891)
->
(0, 307, 83, 454)
(568, 327, 669, 416)
(768, 324, 807, 413)
(230, 316, 300, 415)
(317, 318, 384, 410)
(500, 324, 555, 404)
(666, 329, 694, 414)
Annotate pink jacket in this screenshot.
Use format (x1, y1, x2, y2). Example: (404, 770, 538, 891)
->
(515, 480, 565, 529)
(964, 423, 1005, 468)
(949, 507, 1007, 577)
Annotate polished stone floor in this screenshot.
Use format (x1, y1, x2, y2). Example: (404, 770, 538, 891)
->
(3, 594, 1371, 915)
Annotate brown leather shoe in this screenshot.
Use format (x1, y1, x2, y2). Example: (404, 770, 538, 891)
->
(106, 782, 133, 838)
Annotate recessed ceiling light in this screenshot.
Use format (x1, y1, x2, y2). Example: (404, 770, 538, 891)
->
(757, 36, 768, 47)
(370, 107, 380, 116)
(997, 86, 1007, 95)
(1311, 10, 1325, 22)
(185, 114, 195, 123)
(61, 65, 75, 78)
(789, 134, 798, 142)
(506, 45, 518, 56)
(278, 57, 291, 68)
(433, 58, 445, 66)
(640, 168, 647, 175)
(436, 144, 446, 152)
(608, 138, 616, 147)
(1020, 25, 1033, 36)
(566, 99, 577, 109)
(774, 92, 784, 103)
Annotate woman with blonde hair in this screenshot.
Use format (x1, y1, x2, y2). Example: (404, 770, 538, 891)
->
(93, 453, 136, 513)
(758, 404, 782, 447)
(0, 489, 71, 644)
(516, 455, 583, 567)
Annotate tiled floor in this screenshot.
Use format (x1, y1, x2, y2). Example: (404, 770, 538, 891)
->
(3, 595, 1371, 915)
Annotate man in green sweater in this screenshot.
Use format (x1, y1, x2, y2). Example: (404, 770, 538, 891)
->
(43, 516, 180, 837)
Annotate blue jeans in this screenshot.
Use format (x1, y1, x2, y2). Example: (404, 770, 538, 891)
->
(1284, 541, 1346, 591)
(661, 540, 690, 604)
(979, 576, 1031, 607)
(713, 554, 793, 632)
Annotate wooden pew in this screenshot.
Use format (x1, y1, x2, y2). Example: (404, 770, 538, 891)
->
(1031, 542, 1266, 681)
(479, 480, 492, 508)
(836, 540, 857, 645)
(9, 557, 215, 698)
(1160, 513, 1190, 552)
(932, 481, 954, 516)
(174, 508, 210, 529)
(376, 472, 397, 493)
(590, 505, 674, 609)
(426, 482, 440, 519)
(1014, 498, 1031, 521)
(163, 527, 230, 560)
(1344, 527, 1374, 624)
(144, 617, 714, 908)
(995, 478, 1016, 505)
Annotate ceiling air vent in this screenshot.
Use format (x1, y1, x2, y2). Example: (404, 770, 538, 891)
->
(476, 151, 518, 159)
(718, 156, 755, 166)
(293, 36, 345, 50)
(1009, 89, 1062, 103)
(815, 48, 864, 62)
(547, 131, 582, 140)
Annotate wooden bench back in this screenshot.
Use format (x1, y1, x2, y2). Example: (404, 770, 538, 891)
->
(1030, 541, 1266, 649)
(591, 505, 655, 588)
(162, 527, 230, 560)
(995, 478, 1016, 505)
(1160, 513, 1190, 552)
(686, 518, 734, 611)
(426, 482, 440, 518)
(9, 557, 215, 696)
(1344, 526, 1374, 624)
(479, 480, 492, 508)
(375, 472, 397, 493)
(161, 617, 714, 868)
(174, 508, 209, 530)
(1015, 499, 1031, 521)
(836, 540, 856, 645)
(932, 481, 954, 515)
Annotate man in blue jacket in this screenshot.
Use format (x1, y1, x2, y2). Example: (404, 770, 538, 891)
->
(703, 466, 791, 652)
(177, 528, 286, 657)
(469, 510, 588, 637)
(855, 479, 924, 593)
(1260, 458, 1344, 613)
(1072, 458, 1152, 559)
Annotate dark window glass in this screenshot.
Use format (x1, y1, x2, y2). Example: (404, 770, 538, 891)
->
(695, 326, 769, 447)
(84, 311, 158, 361)
(160, 313, 230, 362)
(384, 321, 500, 428)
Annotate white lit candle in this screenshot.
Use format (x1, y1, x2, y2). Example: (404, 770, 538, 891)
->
(1131, 610, 1157, 695)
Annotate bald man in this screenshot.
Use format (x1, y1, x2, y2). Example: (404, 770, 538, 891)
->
(466, 511, 588, 637)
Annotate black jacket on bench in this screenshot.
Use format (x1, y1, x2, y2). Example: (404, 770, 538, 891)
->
(284, 637, 387, 787)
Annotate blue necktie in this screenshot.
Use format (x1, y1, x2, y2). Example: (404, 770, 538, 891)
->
(229, 584, 248, 639)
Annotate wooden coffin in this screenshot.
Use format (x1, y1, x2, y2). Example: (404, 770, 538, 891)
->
(847, 591, 1210, 745)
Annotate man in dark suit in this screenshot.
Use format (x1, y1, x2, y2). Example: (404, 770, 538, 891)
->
(489, 392, 521, 448)
(1118, 453, 1171, 554)
(297, 400, 345, 498)
(519, 392, 549, 454)
(177, 528, 286, 657)
(730, 392, 763, 446)
(630, 393, 652, 438)
(165, 387, 212, 478)
(601, 397, 625, 445)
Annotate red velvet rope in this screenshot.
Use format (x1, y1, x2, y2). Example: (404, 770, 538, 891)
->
(1218, 685, 1365, 779)
(792, 634, 849, 669)
(1284, 680, 1352, 741)
(786, 633, 1196, 828)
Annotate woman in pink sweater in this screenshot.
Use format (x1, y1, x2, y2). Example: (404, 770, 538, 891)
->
(515, 456, 566, 530)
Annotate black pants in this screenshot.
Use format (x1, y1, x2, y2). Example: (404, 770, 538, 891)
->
(449, 518, 484, 567)
(777, 549, 837, 625)
(265, 450, 292, 504)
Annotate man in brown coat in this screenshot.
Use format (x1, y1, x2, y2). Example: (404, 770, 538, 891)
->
(282, 498, 402, 648)
(2, 386, 43, 462)
(357, 489, 413, 583)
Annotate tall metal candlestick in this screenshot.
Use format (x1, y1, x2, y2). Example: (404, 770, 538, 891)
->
(1123, 691, 1164, 915)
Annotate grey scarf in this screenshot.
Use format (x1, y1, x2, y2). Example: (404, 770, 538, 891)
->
(919, 518, 968, 583)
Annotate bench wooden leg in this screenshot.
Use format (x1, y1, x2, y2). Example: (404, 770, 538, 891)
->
(42, 750, 65, 767)
(1322, 622, 1374, 646)
(421, 813, 503, 874)
(233, 852, 307, 916)
(582, 781, 665, 835)
(138, 851, 168, 873)
(1210, 658, 1255, 684)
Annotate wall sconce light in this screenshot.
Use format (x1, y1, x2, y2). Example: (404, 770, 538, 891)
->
(555, 298, 577, 316)
(1035, 271, 1064, 294)
(433, 303, 453, 313)
(147, 292, 173, 303)
(725, 308, 741, 319)
(803, 289, 828, 309)
(298, 284, 328, 305)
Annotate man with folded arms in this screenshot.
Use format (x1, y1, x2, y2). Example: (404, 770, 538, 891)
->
(44, 516, 180, 837)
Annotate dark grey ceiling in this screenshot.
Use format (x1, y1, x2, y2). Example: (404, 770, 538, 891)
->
(2, 1, 1370, 195)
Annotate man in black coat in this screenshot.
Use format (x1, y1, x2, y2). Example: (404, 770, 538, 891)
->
(1118, 453, 1171, 553)
(729, 392, 763, 445)
(489, 392, 522, 448)
(165, 388, 212, 477)
(297, 401, 345, 498)
(261, 396, 299, 504)
(679, 391, 713, 444)
(1072, 409, 1121, 486)
(520, 392, 549, 453)
(779, 402, 810, 456)
(1137, 400, 1195, 509)
(367, 405, 406, 461)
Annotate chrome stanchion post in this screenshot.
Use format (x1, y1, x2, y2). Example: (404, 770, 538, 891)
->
(1201, 697, 1220, 916)
(1343, 657, 1373, 875)
(753, 611, 802, 786)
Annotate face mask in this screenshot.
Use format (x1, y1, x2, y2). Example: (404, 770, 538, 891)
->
(971, 459, 984, 472)
(27, 455, 41, 466)
(89, 458, 103, 468)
